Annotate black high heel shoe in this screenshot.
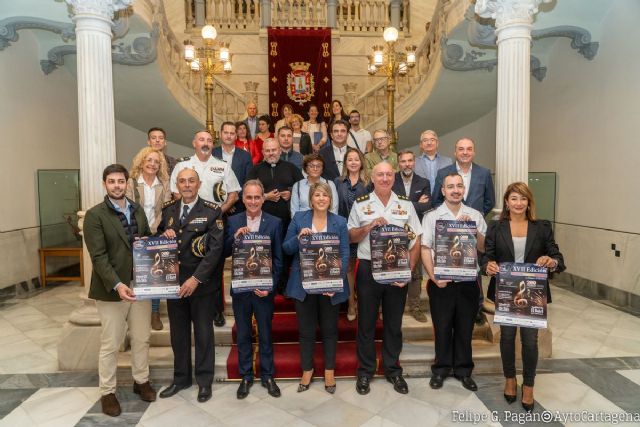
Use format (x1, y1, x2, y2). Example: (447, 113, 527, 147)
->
(297, 370, 314, 393)
(504, 378, 517, 404)
(521, 385, 535, 412)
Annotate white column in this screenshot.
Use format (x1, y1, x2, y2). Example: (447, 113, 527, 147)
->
(194, 0, 206, 27)
(389, 0, 402, 29)
(58, 0, 131, 370)
(475, 0, 548, 212)
(327, 0, 338, 29)
(261, 0, 271, 27)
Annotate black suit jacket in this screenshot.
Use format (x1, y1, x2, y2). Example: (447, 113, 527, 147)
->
(299, 132, 313, 155)
(483, 219, 565, 303)
(213, 146, 253, 213)
(319, 143, 341, 182)
(157, 198, 224, 296)
(391, 172, 432, 221)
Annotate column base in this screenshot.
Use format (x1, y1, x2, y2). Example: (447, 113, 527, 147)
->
(58, 298, 101, 370)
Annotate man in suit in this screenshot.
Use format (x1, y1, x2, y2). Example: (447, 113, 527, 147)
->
(392, 150, 432, 322)
(364, 129, 398, 173)
(157, 168, 224, 403)
(83, 164, 156, 417)
(224, 179, 283, 399)
(213, 121, 253, 214)
(242, 102, 259, 140)
(278, 126, 304, 171)
(320, 119, 350, 181)
(431, 137, 495, 216)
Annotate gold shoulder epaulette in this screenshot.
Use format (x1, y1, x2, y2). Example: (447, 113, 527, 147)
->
(162, 199, 178, 209)
(397, 194, 409, 201)
(176, 156, 190, 162)
(203, 200, 219, 209)
(355, 194, 370, 203)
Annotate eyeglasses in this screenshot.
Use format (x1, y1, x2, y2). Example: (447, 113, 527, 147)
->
(421, 138, 437, 143)
(373, 137, 388, 143)
(307, 163, 323, 170)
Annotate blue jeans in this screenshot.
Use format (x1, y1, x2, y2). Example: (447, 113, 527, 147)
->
(151, 299, 160, 313)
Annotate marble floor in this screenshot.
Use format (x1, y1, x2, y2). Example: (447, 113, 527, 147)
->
(0, 283, 639, 426)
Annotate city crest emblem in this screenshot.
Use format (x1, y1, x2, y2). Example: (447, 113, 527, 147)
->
(287, 62, 315, 106)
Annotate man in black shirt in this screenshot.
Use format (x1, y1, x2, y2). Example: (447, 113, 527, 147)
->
(247, 138, 303, 292)
(247, 138, 303, 229)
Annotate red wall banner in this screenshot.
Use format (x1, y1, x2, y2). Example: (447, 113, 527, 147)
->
(267, 28, 332, 124)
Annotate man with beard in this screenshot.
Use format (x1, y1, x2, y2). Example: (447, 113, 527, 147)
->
(213, 121, 253, 214)
(157, 168, 224, 403)
(348, 161, 422, 396)
(170, 129, 241, 326)
(391, 150, 432, 322)
(421, 172, 487, 392)
(83, 164, 156, 417)
(247, 138, 303, 291)
(347, 110, 372, 154)
(319, 119, 350, 181)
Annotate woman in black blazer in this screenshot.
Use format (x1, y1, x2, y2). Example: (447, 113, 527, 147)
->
(483, 182, 565, 412)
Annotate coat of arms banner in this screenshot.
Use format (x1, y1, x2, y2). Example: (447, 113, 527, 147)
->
(267, 27, 332, 122)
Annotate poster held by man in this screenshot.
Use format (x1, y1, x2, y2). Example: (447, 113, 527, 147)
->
(133, 237, 180, 299)
(370, 224, 411, 284)
(231, 232, 273, 293)
(299, 232, 343, 293)
(494, 263, 548, 329)
(434, 220, 478, 281)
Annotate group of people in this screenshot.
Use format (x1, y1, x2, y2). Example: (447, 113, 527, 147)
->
(84, 100, 564, 418)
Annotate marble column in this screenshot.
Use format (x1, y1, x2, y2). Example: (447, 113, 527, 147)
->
(58, 0, 132, 370)
(475, 0, 549, 212)
(194, 0, 205, 27)
(261, 0, 271, 27)
(327, 0, 338, 29)
(389, 0, 402, 29)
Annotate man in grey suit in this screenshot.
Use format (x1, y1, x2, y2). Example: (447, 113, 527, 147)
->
(414, 130, 452, 194)
(242, 102, 259, 140)
(431, 137, 495, 216)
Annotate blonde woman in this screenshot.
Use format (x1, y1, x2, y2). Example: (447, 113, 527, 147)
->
(126, 147, 172, 330)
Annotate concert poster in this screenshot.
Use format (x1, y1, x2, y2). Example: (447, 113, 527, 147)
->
(231, 232, 273, 293)
(434, 220, 478, 281)
(299, 232, 343, 294)
(494, 263, 548, 329)
(370, 224, 411, 284)
(132, 237, 180, 299)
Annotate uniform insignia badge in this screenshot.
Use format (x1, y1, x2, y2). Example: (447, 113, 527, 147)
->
(191, 235, 206, 258)
(404, 224, 416, 241)
(363, 203, 374, 215)
(216, 219, 224, 230)
(213, 182, 226, 203)
(168, 217, 174, 227)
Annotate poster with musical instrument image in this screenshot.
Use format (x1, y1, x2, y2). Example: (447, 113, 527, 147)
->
(434, 220, 478, 281)
(132, 237, 180, 299)
(299, 232, 343, 294)
(494, 263, 548, 329)
(231, 233, 273, 293)
(370, 224, 411, 284)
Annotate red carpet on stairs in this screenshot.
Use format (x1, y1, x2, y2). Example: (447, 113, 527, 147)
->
(226, 295, 385, 379)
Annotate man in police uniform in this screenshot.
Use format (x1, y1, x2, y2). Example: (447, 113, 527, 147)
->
(170, 129, 241, 326)
(157, 168, 224, 403)
(421, 172, 487, 392)
(348, 161, 422, 395)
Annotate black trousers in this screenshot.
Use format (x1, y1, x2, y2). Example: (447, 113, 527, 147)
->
(232, 292, 275, 380)
(213, 260, 224, 315)
(294, 295, 340, 371)
(167, 294, 215, 387)
(427, 280, 478, 377)
(500, 325, 539, 386)
(356, 260, 408, 378)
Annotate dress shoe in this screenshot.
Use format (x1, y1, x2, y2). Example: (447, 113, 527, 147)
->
(454, 375, 478, 391)
(236, 378, 253, 399)
(521, 385, 535, 412)
(429, 374, 445, 389)
(159, 383, 191, 399)
(356, 376, 370, 395)
(261, 377, 281, 397)
(214, 312, 226, 327)
(133, 381, 157, 402)
(386, 375, 409, 394)
(100, 393, 121, 417)
(411, 308, 428, 323)
(151, 312, 163, 330)
(504, 378, 517, 404)
(197, 385, 212, 402)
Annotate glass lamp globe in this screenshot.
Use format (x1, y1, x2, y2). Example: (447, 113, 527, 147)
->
(383, 27, 399, 42)
(201, 25, 217, 40)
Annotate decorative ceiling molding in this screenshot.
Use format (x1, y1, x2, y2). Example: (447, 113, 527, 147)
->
(531, 26, 599, 60)
(0, 17, 75, 51)
(40, 22, 159, 74)
(440, 36, 547, 82)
